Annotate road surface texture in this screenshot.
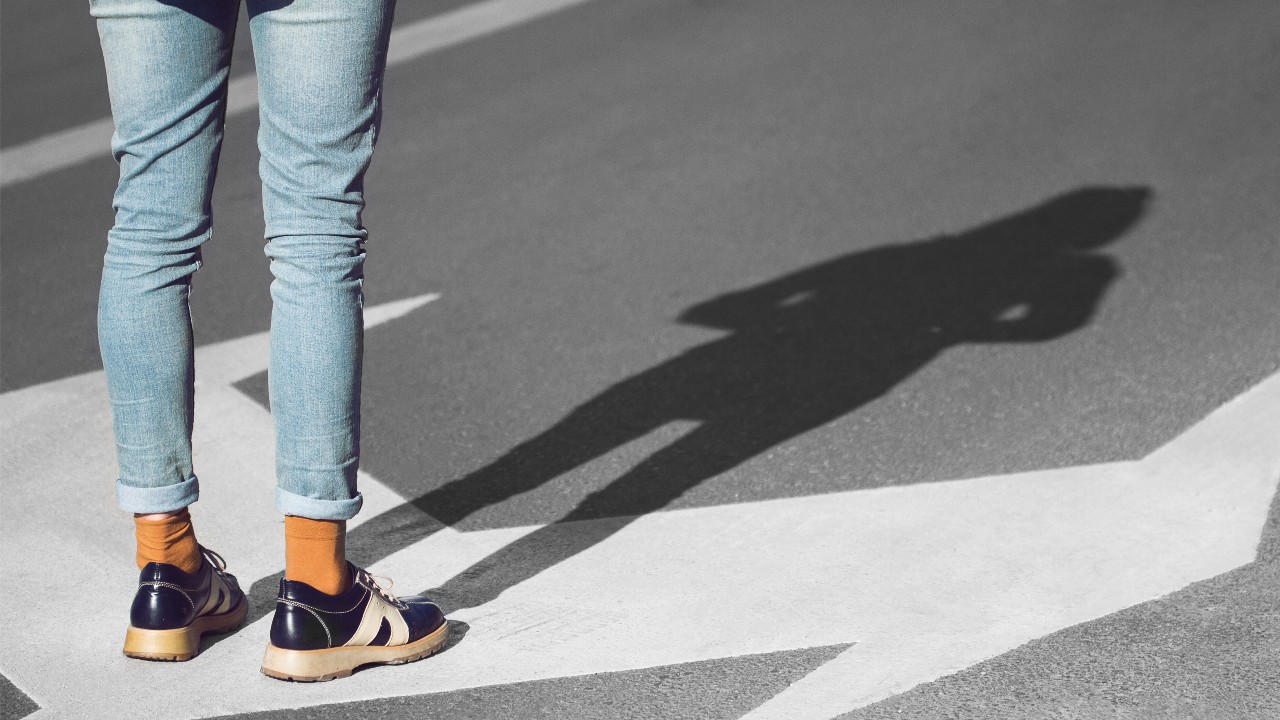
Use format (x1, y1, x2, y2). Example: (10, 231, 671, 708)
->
(2, 1, 1278, 718)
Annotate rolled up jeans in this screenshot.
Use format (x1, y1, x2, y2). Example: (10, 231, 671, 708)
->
(91, 0, 396, 520)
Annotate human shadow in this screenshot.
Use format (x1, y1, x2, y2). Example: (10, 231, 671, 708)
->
(321, 186, 1152, 614)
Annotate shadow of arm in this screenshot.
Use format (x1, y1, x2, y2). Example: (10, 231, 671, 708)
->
(966, 256, 1120, 344)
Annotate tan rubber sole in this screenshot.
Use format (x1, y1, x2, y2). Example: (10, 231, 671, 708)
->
(261, 620, 449, 682)
(123, 599, 248, 661)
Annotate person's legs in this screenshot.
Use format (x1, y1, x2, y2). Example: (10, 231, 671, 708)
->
(248, 0, 447, 680)
(249, 0, 395, 525)
(92, 0, 249, 660)
(248, 0, 394, 583)
(93, 0, 239, 552)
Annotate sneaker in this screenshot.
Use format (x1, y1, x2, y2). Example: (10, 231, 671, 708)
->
(123, 547, 247, 661)
(261, 563, 448, 681)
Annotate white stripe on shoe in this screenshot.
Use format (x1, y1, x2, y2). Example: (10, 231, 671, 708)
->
(345, 588, 411, 647)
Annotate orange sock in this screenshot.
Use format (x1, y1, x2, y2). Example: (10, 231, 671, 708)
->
(135, 508, 202, 574)
(284, 516, 349, 595)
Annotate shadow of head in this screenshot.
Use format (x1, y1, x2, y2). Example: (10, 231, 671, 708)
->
(677, 185, 1151, 333)
(968, 185, 1152, 254)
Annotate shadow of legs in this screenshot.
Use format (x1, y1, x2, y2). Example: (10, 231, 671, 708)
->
(344, 398, 665, 571)
(417, 420, 802, 612)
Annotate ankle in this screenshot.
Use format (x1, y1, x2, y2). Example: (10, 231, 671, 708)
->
(284, 516, 349, 595)
(134, 507, 202, 574)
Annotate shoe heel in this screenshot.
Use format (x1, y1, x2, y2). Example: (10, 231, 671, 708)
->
(123, 626, 201, 661)
(123, 600, 247, 662)
(261, 644, 359, 682)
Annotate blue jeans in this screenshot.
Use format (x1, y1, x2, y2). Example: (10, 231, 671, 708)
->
(92, 0, 396, 520)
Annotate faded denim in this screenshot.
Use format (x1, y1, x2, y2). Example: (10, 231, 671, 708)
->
(92, 0, 396, 520)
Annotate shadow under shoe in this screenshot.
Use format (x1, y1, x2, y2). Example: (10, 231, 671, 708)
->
(262, 563, 448, 682)
(123, 547, 248, 661)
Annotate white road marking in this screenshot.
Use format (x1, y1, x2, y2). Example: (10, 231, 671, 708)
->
(0, 0, 596, 188)
(742, 366, 1280, 720)
(1, 294, 1277, 719)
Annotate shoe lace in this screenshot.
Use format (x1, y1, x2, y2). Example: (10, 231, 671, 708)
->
(356, 567, 406, 609)
(200, 546, 229, 575)
(197, 546, 240, 594)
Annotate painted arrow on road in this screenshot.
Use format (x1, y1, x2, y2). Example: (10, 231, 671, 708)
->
(0, 293, 1276, 719)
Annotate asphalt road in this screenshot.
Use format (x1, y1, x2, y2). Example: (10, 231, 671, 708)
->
(2, 1, 1279, 718)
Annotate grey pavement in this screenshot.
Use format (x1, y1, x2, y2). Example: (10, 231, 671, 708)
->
(2, 0, 1279, 718)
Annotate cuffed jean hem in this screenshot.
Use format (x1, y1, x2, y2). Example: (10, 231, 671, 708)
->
(276, 486, 363, 521)
(116, 474, 199, 514)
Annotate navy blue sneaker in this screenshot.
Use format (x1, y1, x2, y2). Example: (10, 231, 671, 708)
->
(261, 563, 448, 681)
(123, 547, 247, 661)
